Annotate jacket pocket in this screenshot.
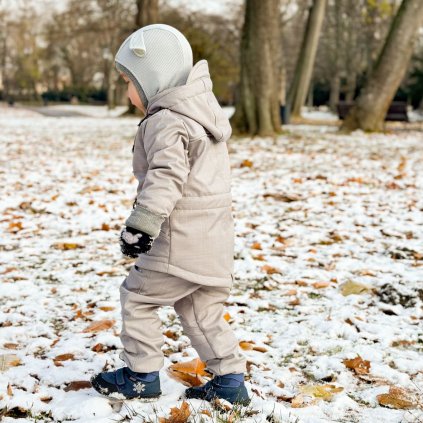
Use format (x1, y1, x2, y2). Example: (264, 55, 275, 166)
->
(124, 265, 146, 294)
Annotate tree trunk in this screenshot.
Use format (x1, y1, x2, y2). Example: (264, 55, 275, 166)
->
(342, 0, 423, 132)
(288, 0, 327, 118)
(231, 0, 282, 137)
(126, 0, 159, 115)
(329, 73, 340, 112)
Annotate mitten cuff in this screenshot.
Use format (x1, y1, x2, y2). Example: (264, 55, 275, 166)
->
(125, 205, 165, 239)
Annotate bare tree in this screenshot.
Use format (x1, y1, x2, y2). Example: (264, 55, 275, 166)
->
(288, 0, 327, 118)
(231, 0, 282, 136)
(342, 0, 423, 131)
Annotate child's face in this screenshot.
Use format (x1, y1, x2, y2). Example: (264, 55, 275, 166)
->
(121, 73, 145, 113)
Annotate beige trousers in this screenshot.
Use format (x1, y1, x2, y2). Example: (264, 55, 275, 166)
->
(119, 265, 246, 375)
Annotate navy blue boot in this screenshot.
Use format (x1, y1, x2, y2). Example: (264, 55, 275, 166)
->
(90, 367, 161, 400)
(185, 373, 250, 405)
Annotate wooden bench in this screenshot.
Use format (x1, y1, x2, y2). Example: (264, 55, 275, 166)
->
(337, 101, 408, 122)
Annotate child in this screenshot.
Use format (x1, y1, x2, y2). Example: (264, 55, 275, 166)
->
(91, 24, 249, 405)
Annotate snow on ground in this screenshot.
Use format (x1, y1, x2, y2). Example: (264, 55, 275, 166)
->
(0, 111, 422, 422)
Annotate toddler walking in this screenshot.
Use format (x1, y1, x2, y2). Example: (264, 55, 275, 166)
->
(91, 24, 249, 405)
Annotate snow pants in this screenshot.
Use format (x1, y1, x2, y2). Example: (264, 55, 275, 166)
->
(119, 265, 246, 375)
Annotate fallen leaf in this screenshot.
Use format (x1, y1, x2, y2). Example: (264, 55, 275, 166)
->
(343, 355, 371, 375)
(340, 280, 371, 296)
(53, 353, 75, 366)
(300, 384, 344, 401)
(200, 409, 212, 417)
(167, 358, 210, 387)
(377, 386, 415, 409)
(164, 330, 179, 340)
(263, 193, 302, 202)
(223, 312, 231, 322)
(64, 381, 92, 391)
(99, 306, 115, 312)
(3, 343, 18, 350)
(239, 341, 267, 352)
(53, 242, 84, 250)
(0, 354, 21, 371)
(82, 319, 115, 333)
(313, 281, 331, 289)
(7, 383, 13, 396)
(159, 401, 191, 423)
(289, 297, 301, 306)
(251, 242, 262, 250)
(262, 265, 281, 275)
(240, 159, 253, 168)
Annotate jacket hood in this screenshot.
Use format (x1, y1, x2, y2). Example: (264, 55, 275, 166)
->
(145, 60, 232, 143)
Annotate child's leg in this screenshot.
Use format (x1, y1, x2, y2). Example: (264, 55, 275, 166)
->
(119, 266, 199, 372)
(174, 286, 246, 375)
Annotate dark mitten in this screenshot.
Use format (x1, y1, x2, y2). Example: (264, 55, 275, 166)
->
(119, 226, 153, 258)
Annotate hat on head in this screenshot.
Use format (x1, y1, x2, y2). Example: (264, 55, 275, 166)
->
(115, 23, 193, 108)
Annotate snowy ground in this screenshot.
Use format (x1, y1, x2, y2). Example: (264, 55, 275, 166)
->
(0, 107, 422, 422)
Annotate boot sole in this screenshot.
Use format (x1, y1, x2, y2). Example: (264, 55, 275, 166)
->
(91, 377, 161, 402)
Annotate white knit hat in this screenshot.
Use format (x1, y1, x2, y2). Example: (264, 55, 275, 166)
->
(115, 24, 193, 108)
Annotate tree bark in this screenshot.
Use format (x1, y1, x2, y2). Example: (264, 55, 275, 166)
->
(126, 0, 159, 115)
(342, 0, 423, 132)
(288, 0, 327, 118)
(231, 0, 282, 136)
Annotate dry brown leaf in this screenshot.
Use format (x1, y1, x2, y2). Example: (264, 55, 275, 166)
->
(8, 221, 23, 232)
(53, 353, 75, 366)
(7, 383, 13, 396)
(64, 381, 92, 391)
(167, 358, 210, 387)
(99, 306, 115, 312)
(313, 281, 331, 289)
(101, 223, 110, 231)
(239, 341, 267, 352)
(291, 394, 306, 408)
(159, 401, 191, 423)
(200, 409, 212, 417)
(289, 297, 301, 306)
(377, 386, 415, 409)
(40, 396, 52, 403)
(164, 330, 179, 340)
(0, 354, 21, 371)
(240, 159, 253, 168)
(82, 319, 115, 333)
(343, 355, 371, 375)
(53, 242, 84, 250)
(250, 242, 262, 250)
(3, 343, 18, 350)
(283, 289, 297, 296)
(262, 265, 281, 275)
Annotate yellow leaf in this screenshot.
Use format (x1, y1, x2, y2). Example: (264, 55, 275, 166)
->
(239, 341, 267, 352)
(223, 312, 231, 322)
(340, 280, 371, 296)
(300, 384, 344, 401)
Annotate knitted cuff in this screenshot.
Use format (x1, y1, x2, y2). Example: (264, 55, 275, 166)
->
(125, 205, 165, 239)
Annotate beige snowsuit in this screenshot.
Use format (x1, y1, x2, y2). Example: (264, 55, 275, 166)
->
(119, 60, 246, 375)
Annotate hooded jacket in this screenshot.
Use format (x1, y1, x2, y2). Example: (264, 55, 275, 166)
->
(125, 59, 234, 287)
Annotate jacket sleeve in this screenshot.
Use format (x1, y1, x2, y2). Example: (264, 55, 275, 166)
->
(125, 111, 190, 238)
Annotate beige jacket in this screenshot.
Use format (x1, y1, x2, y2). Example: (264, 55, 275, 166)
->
(125, 60, 234, 287)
